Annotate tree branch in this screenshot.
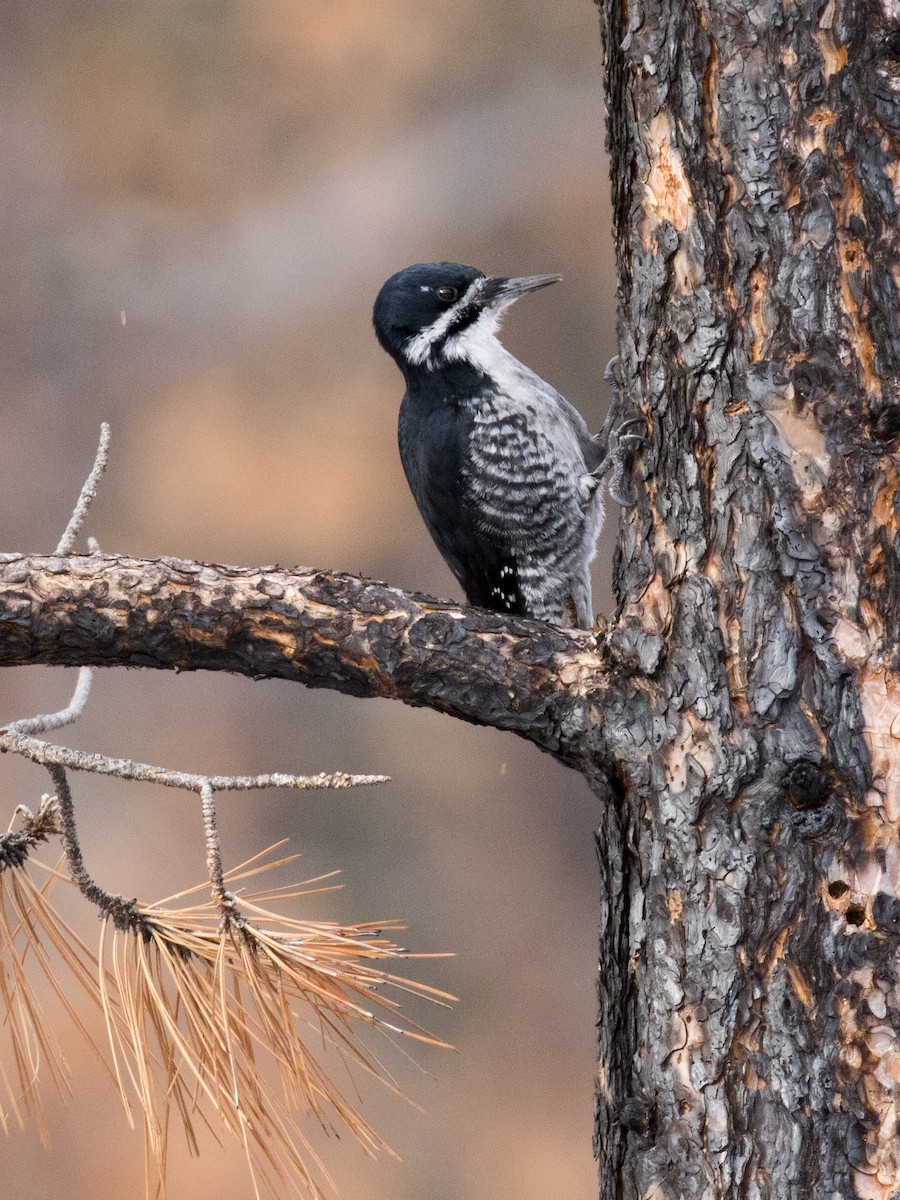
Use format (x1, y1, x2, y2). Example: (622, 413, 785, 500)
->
(1, 728, 386, 794)
(0, 553, 613, 761)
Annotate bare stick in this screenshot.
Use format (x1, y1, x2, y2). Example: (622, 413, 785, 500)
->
(198, 780, 244, 926)
(0, 729, 387, 792)
(46, 764, 104, 904)
(8, 423, 110, 738)
(4, 667, 94, 738)
(200, 783, 225, 897)
(55, 422, 110, 556)
(36, 763, 151, 933)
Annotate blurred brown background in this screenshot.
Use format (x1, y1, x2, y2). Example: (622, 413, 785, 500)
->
(0, 3, 618, 1198)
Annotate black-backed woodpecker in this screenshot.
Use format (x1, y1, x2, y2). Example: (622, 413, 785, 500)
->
(373, 261, 630, 629)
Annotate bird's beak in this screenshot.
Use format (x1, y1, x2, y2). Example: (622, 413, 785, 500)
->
(480, 273, 562, 310)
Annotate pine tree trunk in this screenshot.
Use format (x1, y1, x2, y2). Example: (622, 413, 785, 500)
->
(593, 0, 900, 1194)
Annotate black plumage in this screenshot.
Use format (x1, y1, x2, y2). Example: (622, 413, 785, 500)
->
(374, 262, 618, 628)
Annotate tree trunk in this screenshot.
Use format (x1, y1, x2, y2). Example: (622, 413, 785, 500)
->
(594, 0, 900, 1194)
(0, 1, 898, 1198)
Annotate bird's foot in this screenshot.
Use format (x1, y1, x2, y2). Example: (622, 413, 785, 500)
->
(593, 418, 647, 506)
(591, 612, 609, 636)
(594, 356, 624, 460)
(606, 419, 648, 505)
(595, 356, 647, 506)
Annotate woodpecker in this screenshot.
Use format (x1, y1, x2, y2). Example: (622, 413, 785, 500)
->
(373, 261, 632, 629)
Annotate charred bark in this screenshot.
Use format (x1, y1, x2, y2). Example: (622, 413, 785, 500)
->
(594, 0, 900, 1194)
(0, 553, 612, 763)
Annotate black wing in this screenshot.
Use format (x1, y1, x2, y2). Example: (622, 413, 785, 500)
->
(398, 389, 525, 614)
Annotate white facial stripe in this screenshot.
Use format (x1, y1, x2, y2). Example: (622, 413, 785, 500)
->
(404, 277, 485, 367)
(442, 308, 512, 380)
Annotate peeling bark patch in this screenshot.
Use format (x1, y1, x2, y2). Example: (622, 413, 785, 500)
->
(836, 225, 880, 395)
(815, 9, 848, 80)
(666, 888, 684, 921)
(766, 403, 831, 507)
(641, 113, 695, 243)
(748, 265, 775, 362)
(662, 713, 718, 795)
(858, 668, 900, 823)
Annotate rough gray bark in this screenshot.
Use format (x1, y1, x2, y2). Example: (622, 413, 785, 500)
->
(594, 0, 900, 1194)
(0, 0, 898, 1197)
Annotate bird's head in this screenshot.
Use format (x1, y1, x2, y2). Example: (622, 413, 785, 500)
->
(373, 261, 560, 373)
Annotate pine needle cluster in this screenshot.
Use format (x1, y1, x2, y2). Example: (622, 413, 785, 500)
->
(0, 825, 452, 1199)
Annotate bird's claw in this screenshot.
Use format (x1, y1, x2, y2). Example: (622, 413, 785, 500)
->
(615, 417, 646, 441)
(596, 360, 648, 506)
(597, 356, 640, 455)
(598, 413, 648, 507)
(607, 465, 637, 508)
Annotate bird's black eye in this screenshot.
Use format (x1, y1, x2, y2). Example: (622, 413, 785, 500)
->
(435, 285, 459, 303)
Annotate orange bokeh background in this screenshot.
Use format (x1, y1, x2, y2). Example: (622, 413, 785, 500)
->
(0, 4, 618, 1198)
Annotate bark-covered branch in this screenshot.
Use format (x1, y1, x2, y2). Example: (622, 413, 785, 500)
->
(0, 552, 613, 764)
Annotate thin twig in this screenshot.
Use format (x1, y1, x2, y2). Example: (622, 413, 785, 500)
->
(55, 422, 110, 555)
(6, 421, 108, 738)
(40, 763, 146, 934)
(199, 781, 241, 924)
(4, 667, 94, 737)
(0, 730, 387, 792)
(200, 783, 225, 898)
(45, 764, 103, 904)
(7, 424, 107, 739)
